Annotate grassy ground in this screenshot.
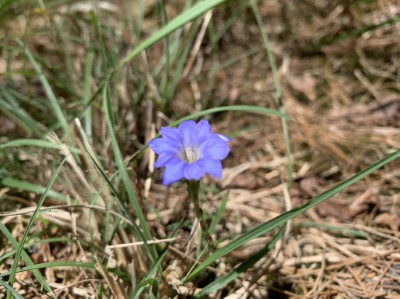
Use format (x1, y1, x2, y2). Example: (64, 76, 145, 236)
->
(1, 0, 400, 298)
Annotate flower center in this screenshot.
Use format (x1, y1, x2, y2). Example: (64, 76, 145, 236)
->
(180, 146, 201, 163)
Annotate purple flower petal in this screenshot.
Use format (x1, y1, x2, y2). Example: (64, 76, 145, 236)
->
(149, 138, 179, 155)
(160, 127, 181, 142)
(216, 134, 231, 142)
(149, 119, 231, 185)
(202, 134, 231, 160)
(154, 153, 174, 168)
(179, 120, 197, 146)
(198, 159, 222, 179)
(162, 158, 185, 185)
(183, 162, 205, 181)
(196, 120, 212, 143)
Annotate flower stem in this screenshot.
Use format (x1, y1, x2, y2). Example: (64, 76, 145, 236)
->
(187, 180, 215, 251)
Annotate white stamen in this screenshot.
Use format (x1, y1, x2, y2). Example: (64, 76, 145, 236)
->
(180, 146, 201, 163)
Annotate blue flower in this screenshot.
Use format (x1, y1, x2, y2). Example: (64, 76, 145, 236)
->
(149, 119, 231, 185)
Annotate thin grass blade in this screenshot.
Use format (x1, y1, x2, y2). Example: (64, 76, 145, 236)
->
(0, 139, 80, 154)
(0, 98, 44, 136)
(7, 157, 67, 298)
(194, 227, 285, 297)
(118, 0, 228, 69)
(208, 191, 229, 235)
(84, 50, 95, 143)
(2, 177, 69, 202)
(16, 38, 70, 140)
(170, 105, 286, 126)
(185, 149, 400, 281)
(83, 138, 145, 239)
(0, 0, 12, 17)
(0, 224, 54, 297)
(85, 0, 228, 112)
(103, 83, 158, 260)
(1, 261, 95, 277)
(0, 277, 24, 299)
(250, 0, 293, 189)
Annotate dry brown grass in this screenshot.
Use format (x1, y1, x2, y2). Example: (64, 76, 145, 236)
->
(1, 0, 400, 298)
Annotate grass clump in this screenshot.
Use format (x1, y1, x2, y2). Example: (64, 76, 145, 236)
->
(1, 0, 399, 298)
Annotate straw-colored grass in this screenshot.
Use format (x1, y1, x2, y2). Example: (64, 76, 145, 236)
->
(1, 0, 399, 298)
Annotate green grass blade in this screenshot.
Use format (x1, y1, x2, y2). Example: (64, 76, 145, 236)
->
(130, 218, 185, 298)
(165, 19, 202, 107)
(131, 278, 157, 299)
(0, 0, 12, 18)
(0, 97, 44, 136)
(118, 0, 227, 69)
(5, 87, 46, 110)
(293, 221, 368, 238)
(130, 252, 165, 298)
(250, 0, 293, 189)
(167, 105, 286, 135)
(328, 14, 400, 45)
(130, 104, 285, 165)
(0, 277, 24, 299)
(159, 0, 170, 101)
(1, 85, 46, 132)
(7, 156, 67, 298)
(102, 83, 157, 260)
(83, 139, 145, 238)
(1, 261, 95, 277)
(171, 105, 286, 126)
(0, 139, 80, 154)
(208, 191, 229, 235)
(195, 227, 285, 298)
(184, 149, 400, 282)
(1, 177, 69, 202)
(85, 0, 227, 112)
(0, 223, 54, 297)
(84, 50, 95, 143)
(135, 0, 146, 36)
(16, 38, 70, 140)
(0, 238, 73, 266)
